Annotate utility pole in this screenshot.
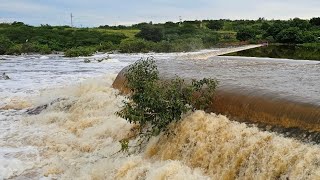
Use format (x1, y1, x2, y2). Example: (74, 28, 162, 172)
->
(179, 16, 182, 27)
(70, 13, 74, 27)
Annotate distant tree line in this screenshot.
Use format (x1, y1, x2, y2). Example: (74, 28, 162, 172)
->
(0, 17, 319, 56)
(235, 18, 320, 43)
(0, 22, 126, 56)
(108, 17, 320, 53)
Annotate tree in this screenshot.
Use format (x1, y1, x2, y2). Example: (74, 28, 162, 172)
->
(11, 21, 26, 26)
(135, 25, 164, 42)
(289, 18, 310, 30)
(236, 27, 256, 41)
(207, 20, 224, 31)
(265, 21, 290, 38)
(179, 24, 197, 35)
(183, 20, 202, 28)
(164, 21, 178, 28)
(276, 27, 303, 44)
(310, 17, 320, 26)
(302, 32, 317, 43)
(0, 36, 13, 54)
(261, 22, 271, 31)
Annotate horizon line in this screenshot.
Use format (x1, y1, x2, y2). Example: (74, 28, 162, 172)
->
(1, 16, 318, 28)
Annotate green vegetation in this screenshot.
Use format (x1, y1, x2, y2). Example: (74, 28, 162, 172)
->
(64, 47, 96, 57)
(236, 27, 256, 41)
(0, 17, 319, 56)
(0, 22, 127, 56)
(300, 42, 320, 49)
(116, 58, 218, 144)
(207, 20, 224, 31)
(135, 25, 163, 42)
(310, 18, 320, 27)
(119, 38, 151, 53)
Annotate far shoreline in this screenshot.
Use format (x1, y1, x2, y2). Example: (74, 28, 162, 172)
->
(0, 44, 262, 58)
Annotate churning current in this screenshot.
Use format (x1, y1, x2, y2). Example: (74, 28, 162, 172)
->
(1, 52, 320, 179)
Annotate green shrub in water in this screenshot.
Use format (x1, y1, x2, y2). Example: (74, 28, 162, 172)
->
(64, 47, 95, 57)
(96, 41, 115, 52)
(6, 44, 23, 55)
(117, 57, 218, 140)
(0, 35, 13, 55)
(171, 38, 204, 52)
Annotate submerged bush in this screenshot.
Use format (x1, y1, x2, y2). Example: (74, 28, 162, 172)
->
(171, 38, 204, 52)
(64, 47, 95, 57)
(37, 44, 52, 54)
(201, 33, 220, 48)
(117, 58, 218, 140)
(21, 43, 52, 54)
(96, 41, 115, 52)
(151, 41, 173, 53)
(6, 44, 23, 55)
(0, 35, 13, 55)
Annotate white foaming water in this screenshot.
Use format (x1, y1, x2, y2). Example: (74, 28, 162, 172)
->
(0, 52, 200, 179)
(1, 51, 320, 179)
(0, 53, 185, 107)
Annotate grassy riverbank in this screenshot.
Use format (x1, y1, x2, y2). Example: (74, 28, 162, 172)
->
(0, 18, 319, 57)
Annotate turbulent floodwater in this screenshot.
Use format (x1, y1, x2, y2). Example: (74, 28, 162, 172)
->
(1, 52, 320, 179)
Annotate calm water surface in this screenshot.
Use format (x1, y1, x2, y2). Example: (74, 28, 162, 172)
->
(225, 45, 320, 60)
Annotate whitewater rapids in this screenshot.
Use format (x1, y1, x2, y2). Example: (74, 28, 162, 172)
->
(0, 74, 319, 179)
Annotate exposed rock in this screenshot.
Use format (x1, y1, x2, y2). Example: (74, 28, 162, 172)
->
(97, 55, 110, 63)
(26, 98, 71, 115)
(1, 73, 10, 80)
(84, 59, 91, 63)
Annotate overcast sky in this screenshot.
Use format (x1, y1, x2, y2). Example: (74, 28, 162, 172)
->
(0, 0, 319, 27)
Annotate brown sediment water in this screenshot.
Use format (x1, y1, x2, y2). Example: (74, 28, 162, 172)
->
(4, 52, 320, 179)
(210, 87, 320, 131)
(145, 111, 320, 179)
(7, 74, 320, 179)
(113, 56, 320, 134)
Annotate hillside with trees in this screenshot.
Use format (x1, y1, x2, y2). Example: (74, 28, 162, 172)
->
(0, 17, 319, 56)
